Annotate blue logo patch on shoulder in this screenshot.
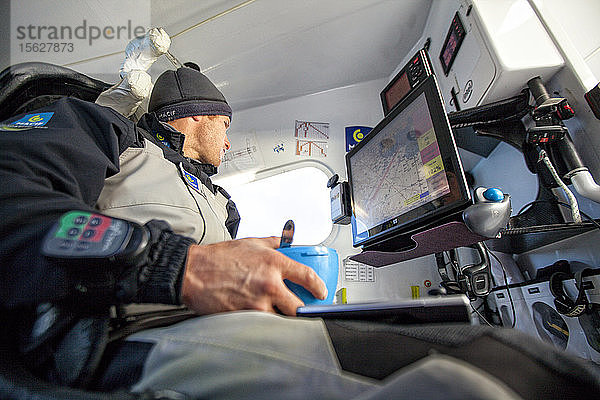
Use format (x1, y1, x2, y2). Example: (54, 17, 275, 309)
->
(178, 163, 203, 193)
(183, 170, 200, 191)
(10, 112, 54, 128)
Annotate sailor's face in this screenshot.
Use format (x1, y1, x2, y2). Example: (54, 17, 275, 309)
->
(182, 115, 231, 166)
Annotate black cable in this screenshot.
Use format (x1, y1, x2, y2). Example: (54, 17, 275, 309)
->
(437, 251, 457, 280)
(438, 247, 515, 328)
(471, 302, 493, 327)
(437, 252, 461, 295)
(446, 250, 460, 279)
(483, 243, 516, 329)
(436, 252, 447, 280)
(471, 301, 485, 312)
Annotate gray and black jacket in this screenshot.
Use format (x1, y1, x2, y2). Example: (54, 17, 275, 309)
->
(98, 112, 239, 244)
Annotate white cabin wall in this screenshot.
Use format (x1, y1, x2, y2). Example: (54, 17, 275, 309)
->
(530, 0, 600, 85)
(225, 78, 386, 182)
(470, 0, 600, 216)
(341, 255, 445, 303)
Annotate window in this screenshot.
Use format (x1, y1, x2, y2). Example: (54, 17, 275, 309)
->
(216, 166, 333, 245)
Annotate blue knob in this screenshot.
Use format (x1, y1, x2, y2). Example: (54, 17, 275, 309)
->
(483, 188, 504, 202)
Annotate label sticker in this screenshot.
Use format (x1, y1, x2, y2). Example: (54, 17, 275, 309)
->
(295, 120, 329, 157)
(463, 80, 473, 103)
(345, 126, 372, 152)
(11, 112, 54, 127)
(221, 133, 264, 173)
(156, 133, 171, 148)
(344, 259, 375, 282)
(1, 112, 55, 131)
(183, 171, 200, 191)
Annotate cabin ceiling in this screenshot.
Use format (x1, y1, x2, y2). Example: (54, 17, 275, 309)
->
(64, 0, 433, 111)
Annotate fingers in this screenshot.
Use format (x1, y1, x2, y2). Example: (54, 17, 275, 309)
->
(261, 236, 282, 249)
(253, 263, 305, 316)
(253, 236, 328, 301)
(181, 237, 329, 317)
(278, 255, 328, 302)
(272, 285, 304, 316)
(236, 236, 280, 249)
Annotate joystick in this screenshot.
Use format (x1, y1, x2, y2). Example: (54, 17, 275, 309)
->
(462, 187, 511, 238)
(482, 187, 504, 202)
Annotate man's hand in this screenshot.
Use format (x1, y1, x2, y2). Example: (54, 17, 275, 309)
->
(181, 237, 328, 316)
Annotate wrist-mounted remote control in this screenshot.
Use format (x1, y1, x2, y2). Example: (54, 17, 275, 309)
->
(42, 211, 149, 267)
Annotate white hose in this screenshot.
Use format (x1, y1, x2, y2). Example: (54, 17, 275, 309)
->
(539, 150, 582, 223)
(570, 170, 600, 204)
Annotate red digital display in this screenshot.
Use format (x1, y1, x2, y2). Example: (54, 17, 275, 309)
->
(441, 30, 459, 69)
(384, 72, 411, 113)
(439, 12, 466, 76)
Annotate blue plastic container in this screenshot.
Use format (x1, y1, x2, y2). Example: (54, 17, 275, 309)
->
(277, 246, 338, 305)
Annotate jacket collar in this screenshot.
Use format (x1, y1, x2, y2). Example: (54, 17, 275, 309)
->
(189, 158, 218, 177)
(138, 113, 219, 177)
(137, 113, 185, 153)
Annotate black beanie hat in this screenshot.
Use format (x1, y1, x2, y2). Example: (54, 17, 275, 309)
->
(149, 66, 232, 122)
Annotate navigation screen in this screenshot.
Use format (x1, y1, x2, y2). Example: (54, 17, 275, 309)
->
(350, 92, 451, 238)
(348, 73, 470, 249)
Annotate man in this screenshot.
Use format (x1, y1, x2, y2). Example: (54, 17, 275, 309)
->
(1, 64, 599, 399)
(94, 28, 238, 245)
(96, 64, 241, 245)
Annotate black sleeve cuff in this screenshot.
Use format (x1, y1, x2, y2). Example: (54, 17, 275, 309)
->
(135, 220, 195, 305)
